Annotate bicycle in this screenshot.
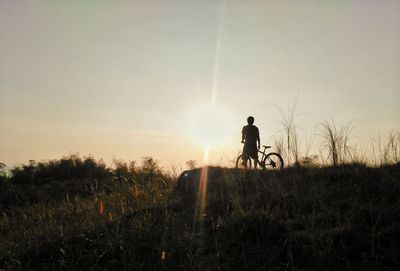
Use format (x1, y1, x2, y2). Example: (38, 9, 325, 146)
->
(235, 145, 284, 170)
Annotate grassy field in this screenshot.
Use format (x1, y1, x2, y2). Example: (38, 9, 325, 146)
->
(0, 157, 399, 270)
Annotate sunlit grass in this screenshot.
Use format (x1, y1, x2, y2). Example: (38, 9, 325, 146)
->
(1, 154, 400, 269)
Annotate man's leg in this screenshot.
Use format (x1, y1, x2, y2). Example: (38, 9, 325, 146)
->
(253, 158, 258, 168)
(241, 154, 248, 167)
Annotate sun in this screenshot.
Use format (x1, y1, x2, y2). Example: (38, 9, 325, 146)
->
(186, 103, 233, 149)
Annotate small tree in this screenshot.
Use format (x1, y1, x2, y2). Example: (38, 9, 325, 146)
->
(186, 160, 197, 170)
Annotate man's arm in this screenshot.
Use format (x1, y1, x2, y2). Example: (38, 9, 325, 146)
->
(257, 128, 260, 149)
(241, 127, 245, 143)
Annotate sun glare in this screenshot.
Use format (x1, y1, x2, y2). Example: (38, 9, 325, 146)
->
(186, 103, 233, 151)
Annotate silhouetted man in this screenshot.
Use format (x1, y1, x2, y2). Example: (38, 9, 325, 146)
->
(241, 116, 260, 167)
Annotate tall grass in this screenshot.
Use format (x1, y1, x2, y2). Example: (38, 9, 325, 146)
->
(271, 116, 398, 167)
(0, 155, 176, 269)
(372, 131, 400, 166)
(1, 163, 399, 270)
(275, 97, 300, 166)
(318, 120, 353, 166)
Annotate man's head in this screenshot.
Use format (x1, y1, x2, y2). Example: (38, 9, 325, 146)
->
(247, 116, 255, 125)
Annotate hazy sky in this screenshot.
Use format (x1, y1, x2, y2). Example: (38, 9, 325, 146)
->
(1, 0, 399, 168)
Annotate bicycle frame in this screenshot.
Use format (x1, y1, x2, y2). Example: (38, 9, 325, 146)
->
(244, 146, 271, 168)
(258, 146, 270, 161)
(237, 144, 283, 170)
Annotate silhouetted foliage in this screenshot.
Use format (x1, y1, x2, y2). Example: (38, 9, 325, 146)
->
(1, 165, 400, 270)
(186, 159, 197, 170)
(0, 162, 7, 184)
(319, 120, 352, 166)
(2, 149, 400, 270)
(10, 155, 110, 185)
(0, 155, 174, 210)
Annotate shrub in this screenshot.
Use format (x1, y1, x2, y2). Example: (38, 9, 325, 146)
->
(10, 155, 110, 185)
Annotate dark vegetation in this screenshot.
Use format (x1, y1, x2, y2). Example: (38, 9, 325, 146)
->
(1, 155, 400, 270)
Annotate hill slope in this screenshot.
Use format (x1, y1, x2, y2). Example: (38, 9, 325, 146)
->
(1, 165, 400, 270)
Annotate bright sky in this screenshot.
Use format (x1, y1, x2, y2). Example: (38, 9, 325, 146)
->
(1, 0, 399, 169)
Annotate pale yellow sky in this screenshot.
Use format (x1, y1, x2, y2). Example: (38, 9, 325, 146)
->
(0, 0, 399, 168)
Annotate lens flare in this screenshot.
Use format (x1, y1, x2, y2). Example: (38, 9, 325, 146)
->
(191, 0, 227, 241)
(192, 166, 209, 238)
(186, 103, 233, 150)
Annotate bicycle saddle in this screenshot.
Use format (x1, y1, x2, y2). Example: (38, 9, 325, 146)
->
(263, 145, 271, 148)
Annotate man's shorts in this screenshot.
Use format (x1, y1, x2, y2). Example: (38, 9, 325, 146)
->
(243, 143, 258, 159)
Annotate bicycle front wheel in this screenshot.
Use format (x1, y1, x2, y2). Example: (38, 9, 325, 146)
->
(235, 154, 252, 169)
(263, 153, 284, 170)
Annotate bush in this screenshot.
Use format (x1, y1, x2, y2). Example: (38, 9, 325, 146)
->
(10, 155, 110, 185)
(0, 162, 7, 184)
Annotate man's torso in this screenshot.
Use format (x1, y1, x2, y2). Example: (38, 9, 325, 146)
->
(242, 125, 259, 145)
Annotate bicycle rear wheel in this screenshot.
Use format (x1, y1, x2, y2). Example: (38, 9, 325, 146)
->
(235, 154, 252, 169)
(263, 153, 284, 170)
